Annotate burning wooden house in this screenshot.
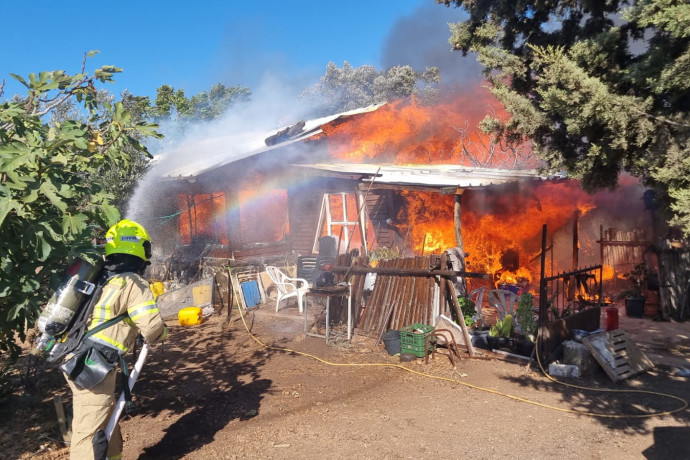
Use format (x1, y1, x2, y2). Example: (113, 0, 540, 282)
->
(133, 94, 668, 342)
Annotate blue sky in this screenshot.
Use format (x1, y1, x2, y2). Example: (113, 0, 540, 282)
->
(0, 1, 478, 102)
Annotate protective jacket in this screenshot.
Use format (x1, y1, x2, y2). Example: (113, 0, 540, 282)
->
(64, 271, 167, 460)
(87, 272, 167, 352)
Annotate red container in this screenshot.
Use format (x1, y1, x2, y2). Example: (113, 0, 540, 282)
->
(605, 307, 619, 331)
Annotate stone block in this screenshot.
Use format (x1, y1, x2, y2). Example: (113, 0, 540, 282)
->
(548, 363, 580, 378)
(563, 339, 600, 376)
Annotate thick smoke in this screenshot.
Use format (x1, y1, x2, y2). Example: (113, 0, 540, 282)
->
(381, 3, 483, 87)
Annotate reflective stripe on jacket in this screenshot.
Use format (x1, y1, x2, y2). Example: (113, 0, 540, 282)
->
(87, 273, 167, 353)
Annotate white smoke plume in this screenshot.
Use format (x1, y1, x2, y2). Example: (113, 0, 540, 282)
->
(125, 72, 319, 224)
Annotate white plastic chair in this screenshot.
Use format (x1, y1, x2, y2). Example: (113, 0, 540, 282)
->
(265, 266, 309, 313)
(487, 289, 519, 322)
(469, 287, 486, 328)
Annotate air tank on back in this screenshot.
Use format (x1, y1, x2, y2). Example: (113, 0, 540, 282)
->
(37, 257, 103, 339)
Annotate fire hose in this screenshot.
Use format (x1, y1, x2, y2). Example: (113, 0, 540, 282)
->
(235, 304, 687, 419)
(92, 343, 149, 459)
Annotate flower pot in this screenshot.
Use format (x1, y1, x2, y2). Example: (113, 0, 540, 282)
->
(470, 330, 490, 350)
(625, 297, 645, 318)
(486, 335, 512, 351)
(514, 339, 535, 357)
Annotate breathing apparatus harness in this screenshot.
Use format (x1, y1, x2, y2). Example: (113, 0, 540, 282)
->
(57, 260, 146, 412)
(38, 219, 153, 413)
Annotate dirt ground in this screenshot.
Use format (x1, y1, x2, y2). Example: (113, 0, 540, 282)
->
(2, 303, 690, 460)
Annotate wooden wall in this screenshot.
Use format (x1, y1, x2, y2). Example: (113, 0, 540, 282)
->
(365, 190, 398, 249)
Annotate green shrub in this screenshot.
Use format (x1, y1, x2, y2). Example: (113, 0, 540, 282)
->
(489, 314, 513, 338)
(516, 293, 537, 341)
(458, 296, 476, 328)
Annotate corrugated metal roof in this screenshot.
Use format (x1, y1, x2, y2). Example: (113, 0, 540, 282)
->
(296, 163, 564, 188)
(159, 103, 386, 179)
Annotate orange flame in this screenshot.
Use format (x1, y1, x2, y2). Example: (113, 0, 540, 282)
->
(394, 181, 597, 288)
(602, 264, 614, 281)
(321, 90, 534, 168)
(497, 267, 533, 285)
(177, 193, 228, 245)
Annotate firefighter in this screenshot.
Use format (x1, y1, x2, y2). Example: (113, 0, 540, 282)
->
(63, 219, 167, 460)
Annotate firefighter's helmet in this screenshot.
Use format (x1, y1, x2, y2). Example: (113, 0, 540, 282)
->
(105, 219, 152, 261)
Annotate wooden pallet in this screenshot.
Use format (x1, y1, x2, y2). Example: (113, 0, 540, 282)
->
(582, 329, 654, 382)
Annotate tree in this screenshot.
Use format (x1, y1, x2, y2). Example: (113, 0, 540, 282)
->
(301, 61, 441, 116)
(439, 0, 690, 232)
(150, 82, 251, 120)
(0, 52, 162, 357)
(46, 89, 154, 212)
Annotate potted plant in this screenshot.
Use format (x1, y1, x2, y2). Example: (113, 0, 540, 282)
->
(618, 263, 646, 318)
(487, 314, 513, 350)
(514, 293, 537, 356)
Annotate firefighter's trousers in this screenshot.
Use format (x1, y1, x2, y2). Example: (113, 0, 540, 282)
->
(65, 369, 123, 460)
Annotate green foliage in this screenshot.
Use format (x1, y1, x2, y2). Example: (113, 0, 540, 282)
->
(442, 0, 690, 234)
(489, 314, 512, 338)
(301, 61, 441, 116)
(515, 293, 537, 341)
(149, 82, 251, 120)
(0, 52, 161, 358)
(458, 296, 476, 327)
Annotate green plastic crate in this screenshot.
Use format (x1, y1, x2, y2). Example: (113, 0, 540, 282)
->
(400, 323, 435, 357)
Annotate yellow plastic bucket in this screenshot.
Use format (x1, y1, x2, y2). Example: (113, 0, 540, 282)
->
(178, 306, 203, 326)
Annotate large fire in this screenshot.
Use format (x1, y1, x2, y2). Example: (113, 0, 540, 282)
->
(314, 84, 611, 291)
(177, 193, 228, 246)
(321, 90, 534, 169)
(177, 188, 288, 247)
(394, 181, 596, 289)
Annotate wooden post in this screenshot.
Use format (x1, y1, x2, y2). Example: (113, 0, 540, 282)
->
(224, 189, 242, 251)
(346, 168, 380, 255)
(186, 194, 195, 242)
(538, 225, 548, 359)
(569, 209, 580, 300)
(439, 252, 448, 316)
(447, 282, 475, 356)
(453, 189, 467, 297)
(572, 209, 580, 270)
(599, 225, 605, 265)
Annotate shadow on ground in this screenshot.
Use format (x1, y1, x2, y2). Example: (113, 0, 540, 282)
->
(131, 315, 278, 459)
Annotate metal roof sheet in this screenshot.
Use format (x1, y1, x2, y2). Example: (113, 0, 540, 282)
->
(158, 103, 386, 179)
(296, 163, 563, 188)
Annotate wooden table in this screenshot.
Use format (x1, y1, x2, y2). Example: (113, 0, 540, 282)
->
(304, 284, 352, 342)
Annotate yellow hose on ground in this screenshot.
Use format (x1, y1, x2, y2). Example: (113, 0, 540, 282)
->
(236, 306, 687, 419)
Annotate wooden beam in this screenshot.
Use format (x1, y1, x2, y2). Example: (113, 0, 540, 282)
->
(327, 265, 490, 279)
(453, 191, 467, 297)
(447, 282, 475, 356)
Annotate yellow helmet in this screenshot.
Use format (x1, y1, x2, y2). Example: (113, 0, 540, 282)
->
(105, 219, 152, 261)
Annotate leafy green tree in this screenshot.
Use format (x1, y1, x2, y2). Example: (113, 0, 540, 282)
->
(150, 82, 251, 120)
(0, 52, 161, 358)
(301, 61, 441, 116)
(440, 0, 690, 232)
(47, 89, 154, 212)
